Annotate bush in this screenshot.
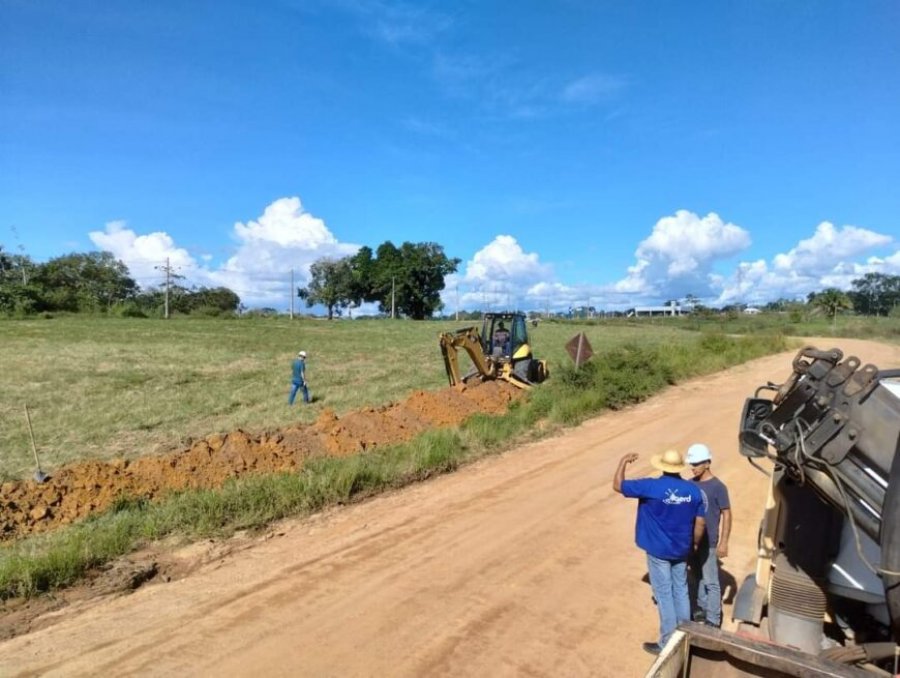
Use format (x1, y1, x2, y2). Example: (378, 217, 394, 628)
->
(192, 305, 227, 318)
(112, 302, 148, 319)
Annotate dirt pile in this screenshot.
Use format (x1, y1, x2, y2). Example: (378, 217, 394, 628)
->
(1, 381, 521, 541)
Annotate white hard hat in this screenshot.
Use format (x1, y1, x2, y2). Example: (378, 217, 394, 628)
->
(298, 350, 307, 358)
(686, 443, 712, 464)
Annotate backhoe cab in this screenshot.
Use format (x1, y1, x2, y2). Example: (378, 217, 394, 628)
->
(439, 312, 548, 390)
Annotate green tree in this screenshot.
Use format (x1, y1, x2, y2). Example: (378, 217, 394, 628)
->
(347, 246, 377, 308)
(0, 246, 42, 314)
(850, 273, 900, 316)
(33, 251, 138, 312)
(349, 241, 459, 319)
(396, 242, 459, 319)
(298, 257, 354, 319)
(188, 286, 241, 313)
(809, 288, 853, 329)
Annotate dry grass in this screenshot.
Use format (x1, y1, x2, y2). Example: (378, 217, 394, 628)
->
(0, 315, 729, 479)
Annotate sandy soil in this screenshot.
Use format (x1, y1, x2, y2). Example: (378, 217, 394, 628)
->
(1, 339, 897, 677)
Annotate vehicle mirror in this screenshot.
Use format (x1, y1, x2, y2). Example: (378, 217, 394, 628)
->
(739, 398, 774, 458)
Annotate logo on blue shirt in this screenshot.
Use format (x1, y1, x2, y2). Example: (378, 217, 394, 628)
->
(663, 489, 694, 505)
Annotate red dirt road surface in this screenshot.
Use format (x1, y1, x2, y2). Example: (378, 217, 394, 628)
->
(1, 339, 898, 677)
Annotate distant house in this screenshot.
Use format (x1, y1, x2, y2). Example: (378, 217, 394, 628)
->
(743, 307, 761, 315)
(626, 305, 687, 318)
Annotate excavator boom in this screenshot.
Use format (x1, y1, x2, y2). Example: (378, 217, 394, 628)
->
(439, 327, 497, 386)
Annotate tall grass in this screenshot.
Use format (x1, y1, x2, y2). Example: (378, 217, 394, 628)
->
(1, 315, 705, 479)
(0, 330, 787, 599)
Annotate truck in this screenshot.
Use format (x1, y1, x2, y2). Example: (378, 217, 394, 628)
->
(647, 346, 900, 677)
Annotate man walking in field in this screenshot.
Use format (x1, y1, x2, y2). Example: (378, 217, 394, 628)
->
(288, 350, 310, 405)
(614, 449, 706, 655)
(686, 443, 731, 628)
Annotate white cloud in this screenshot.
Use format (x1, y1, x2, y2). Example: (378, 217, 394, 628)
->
(431, 51, 627, 120)
(90, 197, 360, 309)
(444, 235, 555, 312)
(233, 197, 340, 249)
(714, 222, 896, 305)
(612, 210, 751, 301)
(773, 222, 891, 272)
(356, 2, 452, 46)
(464, 235, 551, 282)
(885, 250, 900, 270)
(89, 221, 198, 286)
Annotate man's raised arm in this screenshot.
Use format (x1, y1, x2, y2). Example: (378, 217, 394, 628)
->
(613, 453, 639, 493)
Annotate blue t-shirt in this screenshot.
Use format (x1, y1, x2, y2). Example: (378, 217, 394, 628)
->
(694, 477, 730, 545)
(621, 475, 706, 560)
(292, 358, 306, 384)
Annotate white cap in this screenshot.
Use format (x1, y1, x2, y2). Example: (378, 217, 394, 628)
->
(298, 350, 307, 358)
(686, 443, 711, 464)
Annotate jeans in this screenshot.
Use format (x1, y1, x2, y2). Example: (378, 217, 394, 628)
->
(288, 381, 309, 405)
(692, 541, 722, 626)
(646, 553, 690, 648)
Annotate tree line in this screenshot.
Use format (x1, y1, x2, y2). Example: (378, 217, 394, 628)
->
(0, 246, 240, 317)
(4, 240, 895, 321)
(1, 239, 460, 320)
(774, 273, 900, 319)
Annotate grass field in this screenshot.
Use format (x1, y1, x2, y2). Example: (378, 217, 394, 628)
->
(1, 315, 700, 480)
(0, 313, 810, 597)
(4, 312, 899, 481)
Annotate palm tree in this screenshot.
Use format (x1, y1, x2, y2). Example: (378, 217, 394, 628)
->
(810, 288, 853, 331)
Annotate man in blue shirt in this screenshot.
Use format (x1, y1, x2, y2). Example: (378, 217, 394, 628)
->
(614, 448, 706, 655)
(288, 350, 310, 405)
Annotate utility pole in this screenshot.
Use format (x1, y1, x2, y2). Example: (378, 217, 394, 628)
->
(290, 268, 295, 320)
(455, 284, 459, 321)
(391, 276, 396, 319)
(164, 257, 170, 319)
(10, 226, 28, 284)
(155, 257, 174, 319)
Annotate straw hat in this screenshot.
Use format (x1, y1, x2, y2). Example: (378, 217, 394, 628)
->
(650, 449, 687, 473)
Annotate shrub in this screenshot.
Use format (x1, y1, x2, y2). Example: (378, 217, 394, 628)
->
(112, 302, 148, 318)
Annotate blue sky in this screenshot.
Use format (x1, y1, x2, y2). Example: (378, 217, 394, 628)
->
(2, 0, 899, 312)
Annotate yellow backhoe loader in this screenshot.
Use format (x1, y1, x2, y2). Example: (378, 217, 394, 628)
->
(439, 312, 548, 390)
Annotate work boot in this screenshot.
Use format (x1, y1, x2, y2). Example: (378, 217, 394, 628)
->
(642, 642, 661, 656)
(692, 610, 706, 623)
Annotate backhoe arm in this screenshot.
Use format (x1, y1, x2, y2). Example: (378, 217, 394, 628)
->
(439, 328, 496, 386)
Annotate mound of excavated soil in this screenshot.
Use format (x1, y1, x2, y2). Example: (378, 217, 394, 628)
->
(0, 380, 522, 541)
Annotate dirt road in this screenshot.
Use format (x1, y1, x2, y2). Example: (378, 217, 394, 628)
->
(2, 339, 897, 677)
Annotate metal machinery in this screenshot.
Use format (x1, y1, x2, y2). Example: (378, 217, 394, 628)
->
(439, 312, 548, 390)
(735, 346, 900, 672)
